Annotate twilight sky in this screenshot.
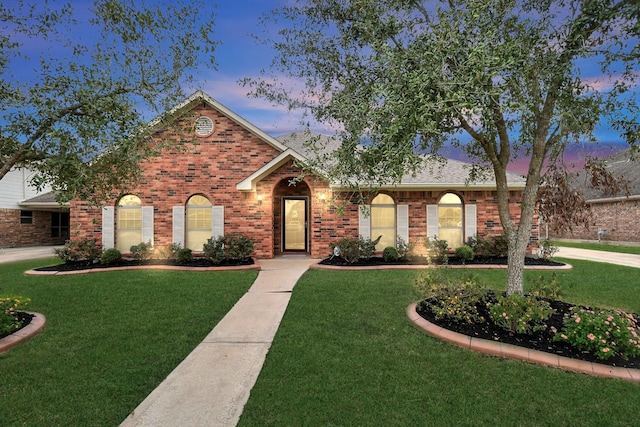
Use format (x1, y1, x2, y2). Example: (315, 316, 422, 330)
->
(7, 1, 635, 172)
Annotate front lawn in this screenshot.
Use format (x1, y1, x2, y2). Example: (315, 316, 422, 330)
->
(0, 259, 256, 426)
(239, 260, 640, 426)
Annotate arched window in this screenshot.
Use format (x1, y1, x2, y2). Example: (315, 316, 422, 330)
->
(371, 193, 396, 251)
(117, 195, 142, 252)
(438, 193, 463, 248)
(186, 195, 212, 251)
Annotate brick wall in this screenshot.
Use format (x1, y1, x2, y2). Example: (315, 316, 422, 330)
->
(70, 102, 536, 259)
(0, 208, 66, 247)
(548, 198, 640, 243)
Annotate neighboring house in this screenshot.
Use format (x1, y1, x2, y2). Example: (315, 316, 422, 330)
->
(0, 168, 69, 247)
(70, 91, 535, 259)
(548, 149, 640, 243)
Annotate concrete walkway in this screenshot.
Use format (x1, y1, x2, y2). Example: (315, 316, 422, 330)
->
(556, 246, 640, 268)
(120, 255, 319, 427)
(0, 246, 61, 264)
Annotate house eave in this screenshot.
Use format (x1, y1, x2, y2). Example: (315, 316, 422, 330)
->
(236, 149, 308, 191)
(18, 201, 69, 212)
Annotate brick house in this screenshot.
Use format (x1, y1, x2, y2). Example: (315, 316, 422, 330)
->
(0, 168, 69, 248)
(70, 91, 536, 259)
(548, 149, 640, 243)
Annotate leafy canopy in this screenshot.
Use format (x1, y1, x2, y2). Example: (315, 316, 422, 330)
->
(247, 0, 639, 294)
(0, 0, 218, 204)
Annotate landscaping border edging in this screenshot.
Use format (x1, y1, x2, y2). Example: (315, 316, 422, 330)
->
(24, 261, 262, 276)
(407, 303, 640, 383)
(311, 262, 572, 271)
(0, 312, 46, 353)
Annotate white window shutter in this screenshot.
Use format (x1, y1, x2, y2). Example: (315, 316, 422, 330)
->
(426, 204, 438, 239)
(358, 205, 371, 239)
(397, 204, 409, 245)
(465, 204, 477, 242)
(172, 206, 185, 247)
(102, 206, 115, 249)
(142, 206, 154, 246)
(212, 206, 224, 238)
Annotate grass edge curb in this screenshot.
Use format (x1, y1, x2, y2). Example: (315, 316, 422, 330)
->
(406, 303, 640, 383)
(0, 311, 46, 353)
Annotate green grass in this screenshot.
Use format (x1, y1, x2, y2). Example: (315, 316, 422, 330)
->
(239, 262, 640, 427)
(556, 240, 640, 255)
(0, 258, 256, 426)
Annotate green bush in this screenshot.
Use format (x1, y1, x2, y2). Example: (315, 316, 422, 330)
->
(425, 237, 449, 264)
(100, 248, 122, 265)
(203, 234, 254, 264)
(554, 307, 640, 360)
(175, 248, 193, 264)
(54, 239, 103, 263)
(528, 273, 562, 299)
(538, 238, 559, 260)
(489, 294, 555, 334)
(475, 234, 508, 257)
(415, 271, 487, 324)
(156, 243, 182, 260)
(396, 237, 414, 260)
(224, 234, 255, 260)
(455, 245, 474, 263)
(382, 246, 399, 262)
(328, 236, 378, 264)
(130, 241, 153, 260)
(203, 236, 225, 264)
(0, 296, 30, 336)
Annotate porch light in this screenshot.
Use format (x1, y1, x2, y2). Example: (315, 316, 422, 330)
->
(320, 192, 326, 202)
(257, 192, 263, 206)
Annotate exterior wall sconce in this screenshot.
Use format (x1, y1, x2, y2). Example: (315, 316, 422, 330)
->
(320, 192, 326, 203)
(257, 192, 263, 206)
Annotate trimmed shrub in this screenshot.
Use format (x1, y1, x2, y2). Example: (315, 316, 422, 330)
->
(382, 246, 399, 262)
(489, 294, 555, 335)
(157, 243, 182, 260)
(54, 239, 103, 263)
(0, 296, 30, 336)
(554, 307, 640, 360)
(455, 245, 474, 263)
(425, 237, 449, 264)
(130, 241, 153, 261)
(396, 237, 414, 260)
(203, 234, 254, 264)
(329, 237, 360, 264)
(175, 248, 193, 264)
(100, 248, 122, 265)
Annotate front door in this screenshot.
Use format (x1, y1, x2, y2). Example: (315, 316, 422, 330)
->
(283, 197, 308, 251)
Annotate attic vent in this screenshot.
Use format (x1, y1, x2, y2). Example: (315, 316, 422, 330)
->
(194, 116, 214, 136)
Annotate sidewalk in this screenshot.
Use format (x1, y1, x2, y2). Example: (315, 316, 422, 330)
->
(0, 246, 61, 264)
(120, 255, 319, 427)
(556, 247, 640, 268)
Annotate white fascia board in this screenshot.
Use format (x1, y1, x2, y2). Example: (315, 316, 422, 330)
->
(328, 182, 526, 191)
(236, 149, 308, 191)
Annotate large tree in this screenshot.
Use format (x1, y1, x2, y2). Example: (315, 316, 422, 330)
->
(247, 0, 639, 294)
(0, 0, 217, 204)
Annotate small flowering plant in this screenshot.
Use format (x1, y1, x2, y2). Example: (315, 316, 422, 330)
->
(0, 296, 31, 336)
(489, 294, 555, 335)
(554, 307, 640, 360)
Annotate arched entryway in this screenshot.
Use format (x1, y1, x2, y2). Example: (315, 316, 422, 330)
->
(273, 178, 311, 254)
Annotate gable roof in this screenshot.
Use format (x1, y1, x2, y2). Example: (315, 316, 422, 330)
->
(154, 90, 290, 154)
(274, 131, 526, 190)
(570, 149, 640, 201)
(157, 93, 525, 192)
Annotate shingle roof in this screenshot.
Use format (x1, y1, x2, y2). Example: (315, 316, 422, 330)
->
(571, 149, 640, 200)
(277, 131, 526, 189)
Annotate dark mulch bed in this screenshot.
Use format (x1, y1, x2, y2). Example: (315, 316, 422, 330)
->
(320, 255, 566, 267)
(34, 257, 254, 272)
(0, 311, 34, 340)
(416, 295, 640, 369)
